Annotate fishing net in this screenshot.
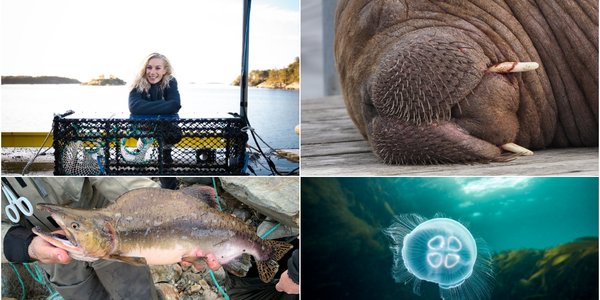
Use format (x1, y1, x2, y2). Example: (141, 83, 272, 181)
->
(53, 117, 248, 175)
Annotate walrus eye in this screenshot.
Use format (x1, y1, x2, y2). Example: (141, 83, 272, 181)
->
(70, 222, 80, 230)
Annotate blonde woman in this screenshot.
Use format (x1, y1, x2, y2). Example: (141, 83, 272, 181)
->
(128, 53, 182, 164)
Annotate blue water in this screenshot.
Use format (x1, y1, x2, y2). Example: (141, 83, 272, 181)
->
(1, 84, 298, 148)
(301, 177, 599, 299)
(1, 84, 298, 175)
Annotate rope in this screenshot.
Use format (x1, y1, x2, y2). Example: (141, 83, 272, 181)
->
(208, 269, 230, 300)
(24, 262, 63, 299)
(241, 107, 282, 175)
(96, 156, 106, 175)
(7, 262, 63, 300)
(212, 177, 223, 211)
(260, 223, 281, 240)
(23, 263, 44, 284)
(209, 177, 228, 299)
(8, 263, 26, 300)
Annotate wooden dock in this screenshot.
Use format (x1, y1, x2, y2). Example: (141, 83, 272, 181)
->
(301, 95, 599, 176)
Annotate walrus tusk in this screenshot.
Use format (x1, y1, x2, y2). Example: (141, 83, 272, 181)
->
(501, 143, 534, 156)
(488, 62, 539, 73)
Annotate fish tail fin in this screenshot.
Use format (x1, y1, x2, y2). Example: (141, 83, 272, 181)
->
(256, 259, 279, 283)
(254, 240, 293, 283)
(264, 239, 294, 261)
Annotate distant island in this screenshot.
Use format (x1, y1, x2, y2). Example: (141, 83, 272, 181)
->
(81, 75, 126, 86)
(232, 57, 299, 90)
(1, 76, 80, 84)
(1, 74, 127, 86)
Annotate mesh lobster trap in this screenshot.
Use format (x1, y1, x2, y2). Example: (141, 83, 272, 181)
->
(53, 117, 248, 175)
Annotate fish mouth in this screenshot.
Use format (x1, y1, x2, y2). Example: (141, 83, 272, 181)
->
(33, 204, 83, 253)
(32, 226, 83, 254)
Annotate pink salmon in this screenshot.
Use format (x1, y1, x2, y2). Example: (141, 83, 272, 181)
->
(32, 188, 293, 283)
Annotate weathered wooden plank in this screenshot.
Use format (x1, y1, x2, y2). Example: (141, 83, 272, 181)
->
(302, 140, 372, 157)
(301, 148, 599, 176)
(301, 95, 599, 176)
(301, 107, 350, 124)
(301, 95, 364, 144)
(302, 122, 363, 144)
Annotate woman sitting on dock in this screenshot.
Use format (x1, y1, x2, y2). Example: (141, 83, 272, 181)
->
(128, 52, 182, 164)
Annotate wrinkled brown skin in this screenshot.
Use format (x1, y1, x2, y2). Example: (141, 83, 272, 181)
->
(335, 0, 598, 164)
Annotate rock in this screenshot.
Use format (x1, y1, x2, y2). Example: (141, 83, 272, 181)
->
(188, 284, 202, 293)
(179, 270, 205, 287)
(198, 280, 221, 300)
(180, 294, 205, 300)
(232, 208, 251, 221)
(222, 254, 252, 278)
(285, 82, 300, 90)
(257, 219, 299, 239)
(156, 283, 180, 300)
(181, 279, 223, 300)
(220, 178, 299, 227)
(151, 264, 183, 283)
(209, 267, 228, 284)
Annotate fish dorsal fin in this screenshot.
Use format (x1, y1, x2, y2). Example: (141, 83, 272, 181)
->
(256, 259, 279, 283)
(108, 255, 147, 266)
(264, 240, 293, 261)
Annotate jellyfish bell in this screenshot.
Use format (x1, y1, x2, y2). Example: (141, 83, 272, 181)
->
(385, 214, 494, 300)
(403, 218, 477, 289)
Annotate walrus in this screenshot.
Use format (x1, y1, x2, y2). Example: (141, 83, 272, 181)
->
(335, 0, 598, 164)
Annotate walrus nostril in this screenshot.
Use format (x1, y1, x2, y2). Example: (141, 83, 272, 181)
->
(370, 28, 489, 126)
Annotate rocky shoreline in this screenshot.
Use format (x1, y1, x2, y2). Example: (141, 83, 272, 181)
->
(256, 81, 299, 90)
(81, 75, 125, 86)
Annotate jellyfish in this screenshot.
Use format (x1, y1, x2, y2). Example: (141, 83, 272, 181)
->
(384, 214, 494, 300)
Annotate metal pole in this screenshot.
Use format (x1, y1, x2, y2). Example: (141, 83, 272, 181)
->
(240, 0, 251, 121)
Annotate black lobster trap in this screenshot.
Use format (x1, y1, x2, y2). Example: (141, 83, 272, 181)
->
(52, 117, 248, 175)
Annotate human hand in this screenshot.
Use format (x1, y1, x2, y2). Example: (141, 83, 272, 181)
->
(28, 231, 72, 264)
(275, 270, 299, 294)
(180, 252, 221, 271)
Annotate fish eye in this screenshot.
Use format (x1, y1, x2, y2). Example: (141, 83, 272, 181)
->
(70, 222, 80, 230)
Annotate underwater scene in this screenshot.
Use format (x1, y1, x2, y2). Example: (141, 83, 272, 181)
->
(301, 177, 599, 300)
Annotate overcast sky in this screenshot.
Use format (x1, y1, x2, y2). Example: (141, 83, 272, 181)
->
(1, 0, 299, 84)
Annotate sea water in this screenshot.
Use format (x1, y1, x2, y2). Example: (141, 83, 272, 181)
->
(301, 177, 599, 299)
(1, 84, 299, 174)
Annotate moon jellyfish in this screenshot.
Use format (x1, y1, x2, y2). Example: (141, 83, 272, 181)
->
(384, 214, 494, 300)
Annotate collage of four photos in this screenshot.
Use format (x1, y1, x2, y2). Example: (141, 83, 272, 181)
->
(1, 0, 598, 299)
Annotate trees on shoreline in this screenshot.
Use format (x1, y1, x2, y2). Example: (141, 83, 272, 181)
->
(232, 57, 299, 89)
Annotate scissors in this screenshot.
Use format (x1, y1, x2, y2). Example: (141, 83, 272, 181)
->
(2, 184, 34, 223)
